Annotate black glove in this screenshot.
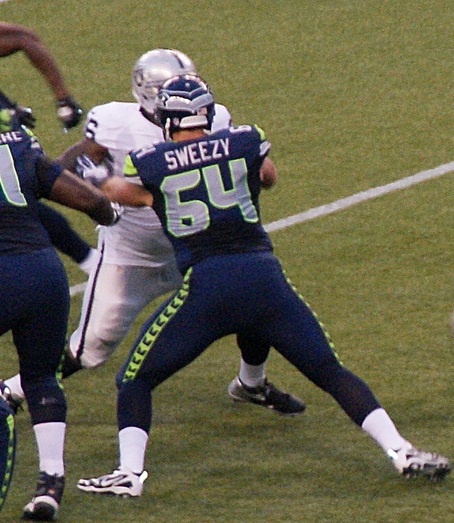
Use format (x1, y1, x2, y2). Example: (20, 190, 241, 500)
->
(56, 95, 84, 130)
(15, 105, 36, 129)
(0, 90, 36, 129)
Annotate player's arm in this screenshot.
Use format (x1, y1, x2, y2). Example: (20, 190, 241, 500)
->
(56, 138, 108, 170)
(36, 156, 118, 225)
(101, 176, 153, 208)
(77, 149, 153, 207)
(0, 23, 83, 129)
(0, 22, 70, 100)
(260, 157, 277, 189)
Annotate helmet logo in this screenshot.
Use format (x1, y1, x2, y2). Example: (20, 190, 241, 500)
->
(158, 92, 170, 105)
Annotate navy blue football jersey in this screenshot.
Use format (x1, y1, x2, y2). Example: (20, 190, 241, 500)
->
(0, 126, 63, 254)
(125, 125, 273, 272)
(0, 127, 62, 254)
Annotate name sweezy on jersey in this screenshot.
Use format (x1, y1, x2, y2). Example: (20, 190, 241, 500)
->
(164, 138, 230, 171)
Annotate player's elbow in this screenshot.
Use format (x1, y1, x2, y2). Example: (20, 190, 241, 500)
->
(260, 157, 277, 189)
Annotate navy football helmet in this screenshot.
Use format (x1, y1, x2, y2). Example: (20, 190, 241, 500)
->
(155, 74, 215, 140)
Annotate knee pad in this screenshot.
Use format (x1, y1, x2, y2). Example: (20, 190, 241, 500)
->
(21, 378, 67, 426)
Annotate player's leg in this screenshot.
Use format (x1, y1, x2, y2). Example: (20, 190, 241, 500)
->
(264, 263, 451, 481)
(2, 249, 182, 399)
(66, 257, 182, 375)
(37, 201, 97, 275)
(77, 267, 227, 496)
(3, 249, 67, 520)
(0, 397, 15, 514)
(228, 332, 305, 416)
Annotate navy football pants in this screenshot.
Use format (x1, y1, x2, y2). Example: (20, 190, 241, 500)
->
(116, 252, 380, 432)
(0, 248, 67, 425)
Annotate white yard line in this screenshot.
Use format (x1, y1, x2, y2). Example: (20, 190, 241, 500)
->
(70, 281, 88, 297)
(70, 161, 454, 297)
(264, 161, 454, 233)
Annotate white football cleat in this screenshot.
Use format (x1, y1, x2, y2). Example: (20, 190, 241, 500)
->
(388, 442, 452, 481)
(77, 467, 148, 497)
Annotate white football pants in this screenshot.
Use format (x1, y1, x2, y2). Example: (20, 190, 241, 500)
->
(69, 255, 181, 369)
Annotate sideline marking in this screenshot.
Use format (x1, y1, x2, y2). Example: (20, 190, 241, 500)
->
(70, 160, 454, 297)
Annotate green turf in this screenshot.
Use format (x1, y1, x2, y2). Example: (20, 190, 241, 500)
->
(1, 1, 453, 521)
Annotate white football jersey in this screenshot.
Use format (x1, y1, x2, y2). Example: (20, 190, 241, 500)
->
(84, 101, 231, 266)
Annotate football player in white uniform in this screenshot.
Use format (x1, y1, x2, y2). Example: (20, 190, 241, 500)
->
(1, 49, 305, 417)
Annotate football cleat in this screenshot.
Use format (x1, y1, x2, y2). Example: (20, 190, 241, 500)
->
(388, 442, 452, 481)
(0, 380, 24, 415)
(228, 377, 306, 416)
(22, 471, 65, 521)
(77, 467, 148, 497)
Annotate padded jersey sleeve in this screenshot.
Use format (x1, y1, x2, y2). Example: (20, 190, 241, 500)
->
(83, 102, 140, 150)
(254, 124, 271, 158)
(35, 154, 64, 198)
(122, 152, 146, 186)
(212, 103, 232, 131)
(83, 103, 117, 148)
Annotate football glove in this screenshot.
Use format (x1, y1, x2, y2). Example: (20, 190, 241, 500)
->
(15, 106, 36, 129)
(75, 154, 112, 187)
(56, 95, 84, 130)
(0, 90, 36, 129)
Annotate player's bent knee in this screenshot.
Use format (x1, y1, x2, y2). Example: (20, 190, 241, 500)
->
(79, 345, 115, 369)
(69, 332, 121, 370)
(21, 378, 67, 425)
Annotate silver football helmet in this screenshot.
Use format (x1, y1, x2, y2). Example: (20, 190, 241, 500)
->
(131, 49, 197, 115)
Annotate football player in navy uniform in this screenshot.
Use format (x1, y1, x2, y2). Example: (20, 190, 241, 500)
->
(3, 48, 306, 418)
(0, 107, 120, 520)
(0, 22, 98, 277)
(76, 75, 451, 497)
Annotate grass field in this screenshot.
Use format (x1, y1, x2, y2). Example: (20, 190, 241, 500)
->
(1, 1, 453, 522)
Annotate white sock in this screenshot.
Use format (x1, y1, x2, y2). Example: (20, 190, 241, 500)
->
(4, 374, 24, 399)
(238, 360, 266, 388)
(119, 427, 148, 474)
(361, 408, 407, 453)
(33, 422, 66, 476)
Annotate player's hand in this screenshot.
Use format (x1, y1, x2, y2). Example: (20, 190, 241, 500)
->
(15, 105, 36, 129)
(75, 155, 112, 187)
(56, 95, 84, 130)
